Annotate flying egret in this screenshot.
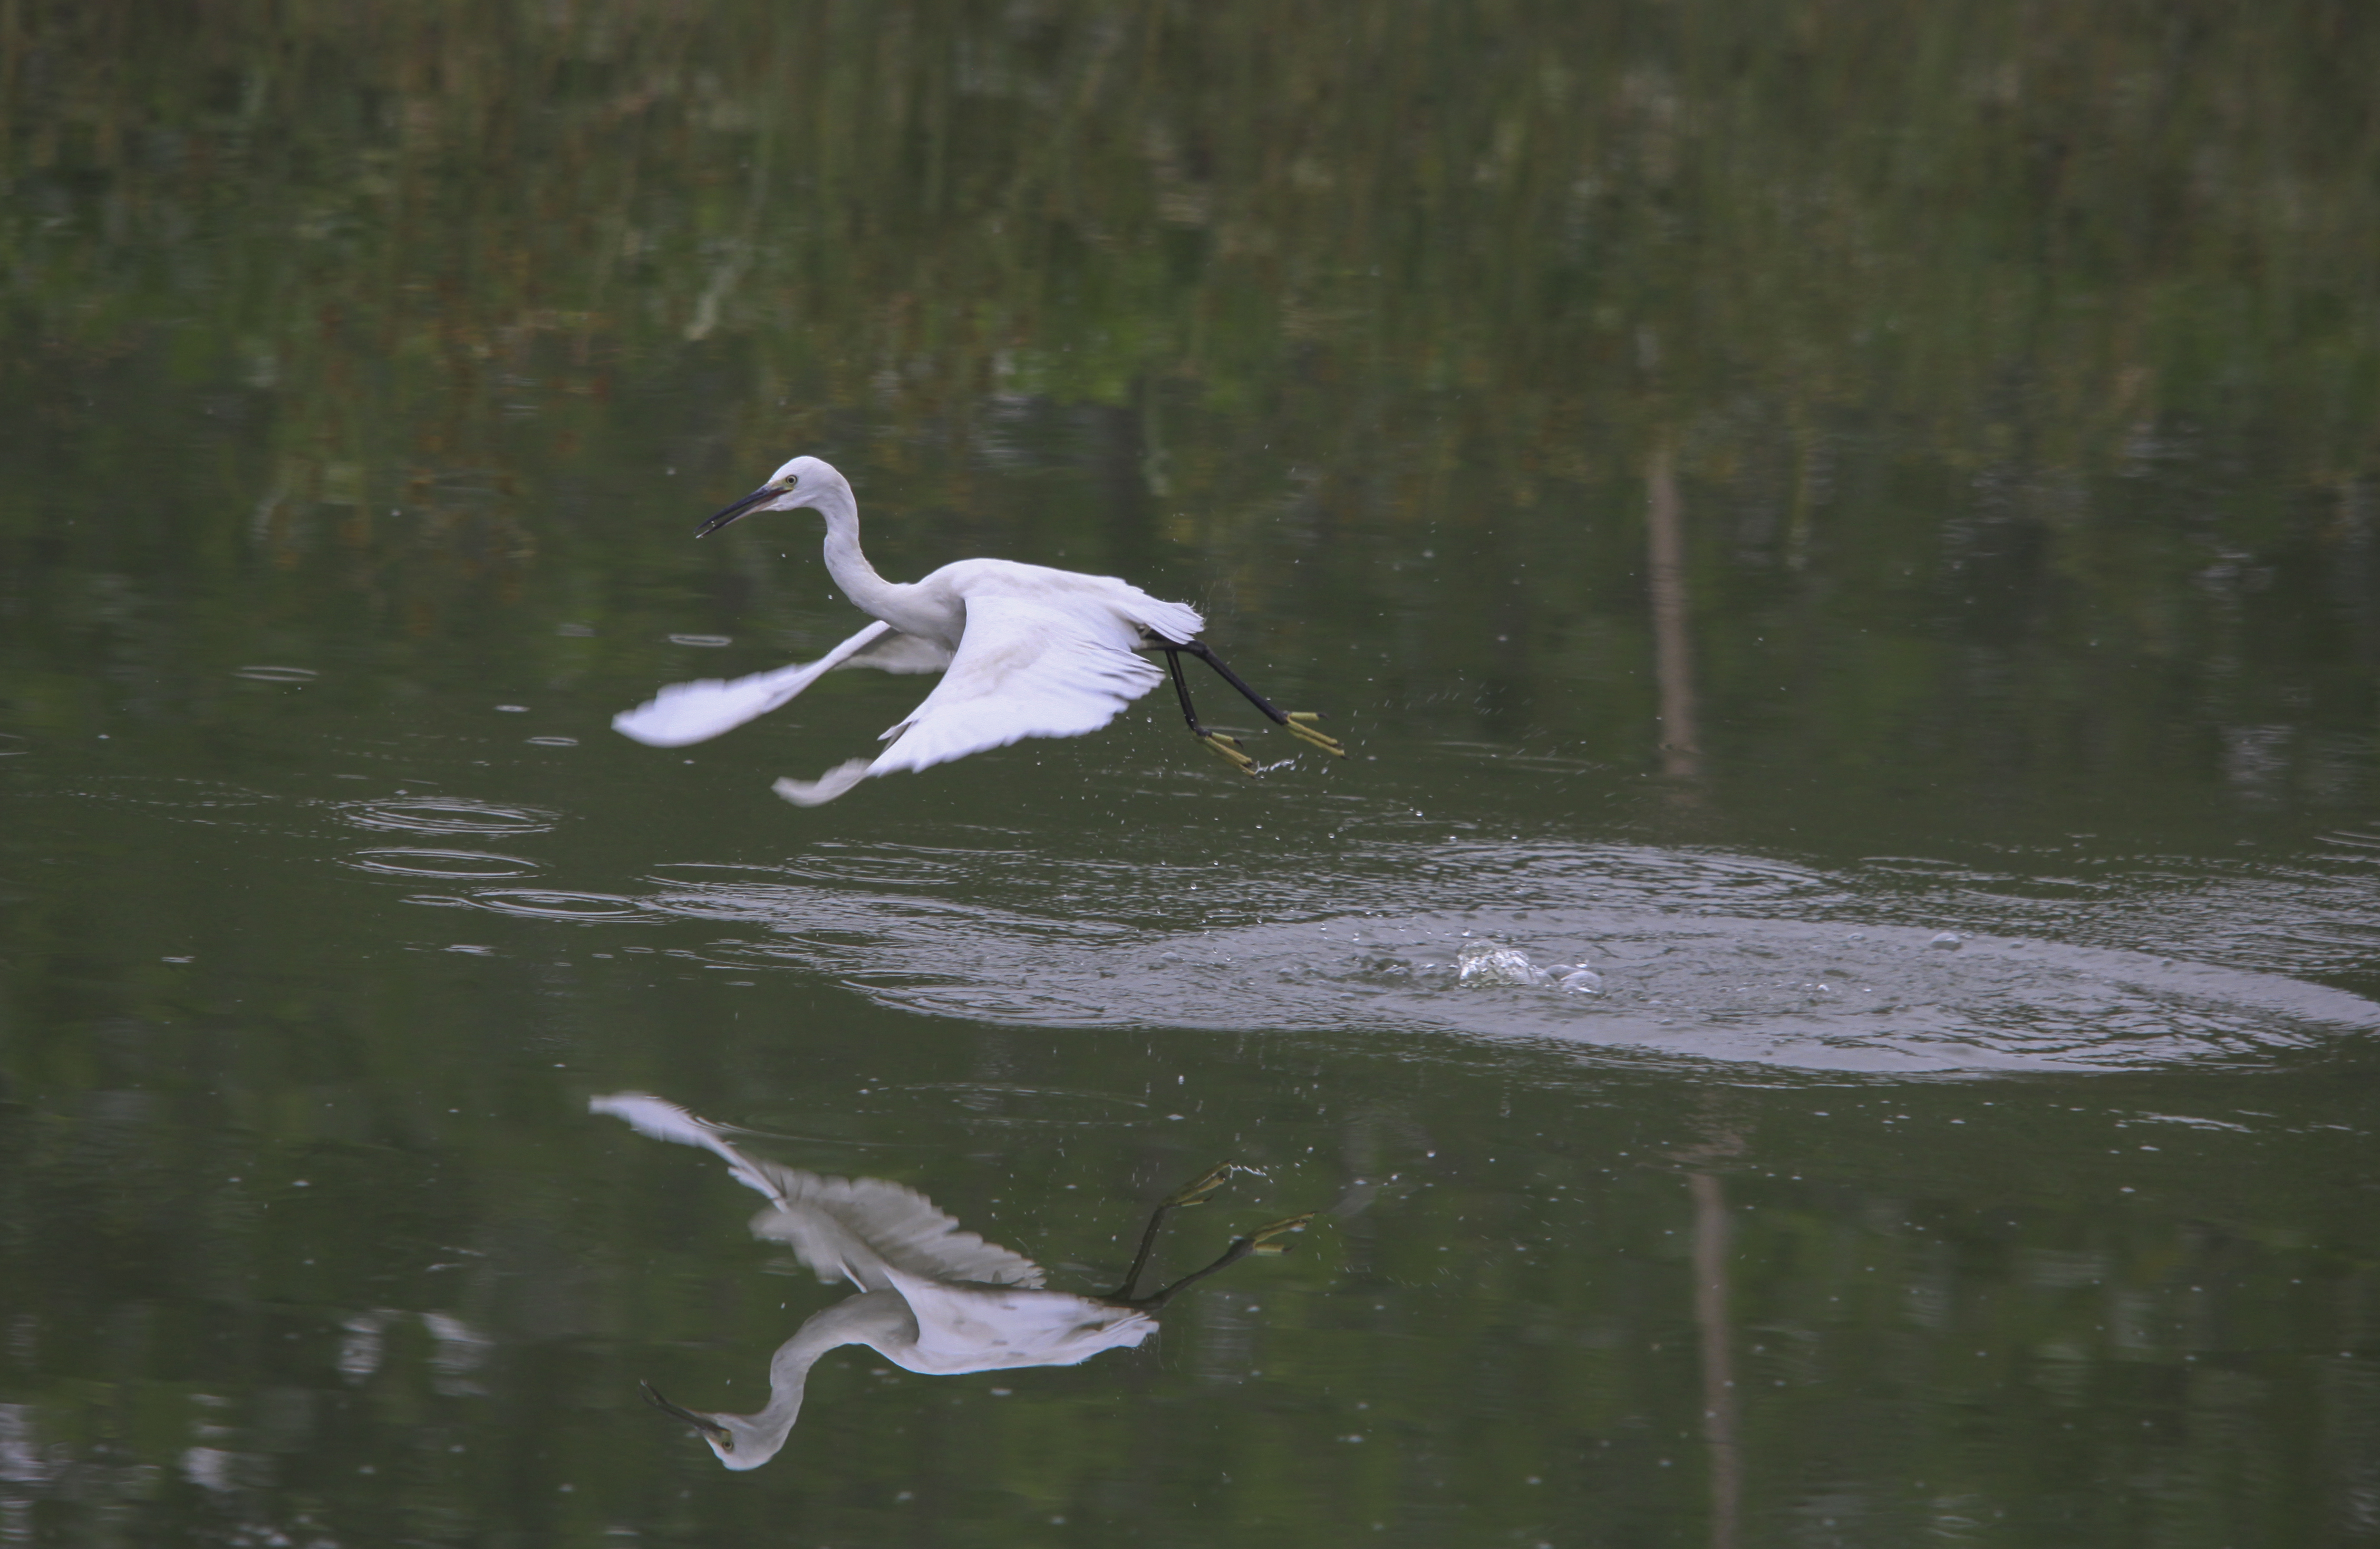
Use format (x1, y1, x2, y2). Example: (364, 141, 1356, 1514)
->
(592, 1091, 1312, 1471)
(611, 455, 1346, 804)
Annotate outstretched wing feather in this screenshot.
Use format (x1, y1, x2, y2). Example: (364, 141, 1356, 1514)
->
(611, 621, 901, 747)
(867, 594, 1164, 776)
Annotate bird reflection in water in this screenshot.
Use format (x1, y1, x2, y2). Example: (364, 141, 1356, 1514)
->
(592, 1092, 1314, 1471)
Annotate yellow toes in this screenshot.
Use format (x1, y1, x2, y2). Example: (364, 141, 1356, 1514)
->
(1164, 1163, 1237, 1208)
(1285, 713, 1347, 757)
(1200, 732, 1260, 774)
(1245, 1212, 1317, 1254)
(1197, 719, 1341, 771)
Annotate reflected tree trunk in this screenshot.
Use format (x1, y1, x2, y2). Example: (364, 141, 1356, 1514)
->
(1690, 1169, 1741, 1549)
(1647, 439, 1700, 782)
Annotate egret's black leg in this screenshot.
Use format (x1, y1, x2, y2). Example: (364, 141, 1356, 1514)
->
(1173, 640, 1347, 757)
(1124, 1213, 1316, 1310)
(1110, 1162, 1236, 1302)
(1162, 648, 1258, 773)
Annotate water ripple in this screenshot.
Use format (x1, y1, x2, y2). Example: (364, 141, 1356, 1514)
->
(345, 849, 541, 880)
(335, 797, 557, 836)
(467, 889, 651, 921)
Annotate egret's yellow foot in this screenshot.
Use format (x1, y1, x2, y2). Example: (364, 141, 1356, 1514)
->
(1284, 713, 1347, 757)
(1163, 1162, 1237, 1209)
(1244, 1213, 1317, 1254)
(1200, 731, 1259, 774)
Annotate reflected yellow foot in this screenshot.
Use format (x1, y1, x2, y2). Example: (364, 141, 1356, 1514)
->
(1244, 1212, 1317, 1255)
(1163, 1162, 1237, 1209)
(1199, 730, 1259, 774)
(1284, 712, 1347, 757)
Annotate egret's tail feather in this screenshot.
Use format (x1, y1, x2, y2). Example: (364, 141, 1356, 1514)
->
(1129, 596, 1205, 645)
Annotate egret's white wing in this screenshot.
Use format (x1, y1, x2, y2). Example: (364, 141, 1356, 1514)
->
(875, 593, 1163, 775)
(768, 592, 1171, 804)
(885, 1269, 1154, 1374)
(773, 758, 874, 807)
(741, 1162, 1047, 1292)
(613, 621, 943, 747)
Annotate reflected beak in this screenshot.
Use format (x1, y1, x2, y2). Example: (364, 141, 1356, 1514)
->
(640, 1380, 729, 1440)
(694, 486, 777, 538)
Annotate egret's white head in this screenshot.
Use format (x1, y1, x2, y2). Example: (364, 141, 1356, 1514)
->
(694, 455, 848, 537)
(640, 1382, 792, 1471)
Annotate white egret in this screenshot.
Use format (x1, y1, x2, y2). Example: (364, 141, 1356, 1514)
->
(611, 455, 1345, 803)
(592, 1091, 1311, 1471)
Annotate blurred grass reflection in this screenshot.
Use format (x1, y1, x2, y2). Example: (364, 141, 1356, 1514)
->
(4, 1, 2377, 831)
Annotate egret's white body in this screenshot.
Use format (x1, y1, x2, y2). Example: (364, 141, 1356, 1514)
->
(614, 456, 1205, 803)
(613, 455, 1340, 801)
(593, 1092, 1154, 1471)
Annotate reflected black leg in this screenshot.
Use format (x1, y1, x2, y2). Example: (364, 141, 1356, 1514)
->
(1126, 1213, 1316, 1309)
(1109, 1162, 1236, 1302)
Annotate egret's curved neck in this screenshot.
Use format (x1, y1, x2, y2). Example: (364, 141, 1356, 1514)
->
(808, 478, 905, 622)
(723, 1292, 914, 1466)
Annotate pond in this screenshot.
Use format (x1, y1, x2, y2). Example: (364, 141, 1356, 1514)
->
(3, 4, 2378, 1545)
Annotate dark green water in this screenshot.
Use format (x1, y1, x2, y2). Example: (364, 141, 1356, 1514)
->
(5, 3, 2379, 1545)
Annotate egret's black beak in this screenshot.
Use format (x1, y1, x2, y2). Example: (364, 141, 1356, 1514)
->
(640, 1380, 729, 1439)
(695, 486, 777, 538)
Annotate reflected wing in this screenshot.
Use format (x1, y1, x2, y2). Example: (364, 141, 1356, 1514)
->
(613, 621, 927, 747)
(593, 1091, 1045, 1292)
(742, 1162, 1047, 1292)
(870, 593, 1164, 775)
(589, 1091, 785, 1201)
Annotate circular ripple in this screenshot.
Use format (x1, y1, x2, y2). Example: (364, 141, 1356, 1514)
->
(337, 798, 557, 836)
(669, 633, 732, 648)
(642, 875, 2380, 1075)
(0, 733, 26, 757)
(469, 889, 648, 921)
(236, 665, 319, 683)
(347, 848, 541, 880)
(646, 861, 799, 887)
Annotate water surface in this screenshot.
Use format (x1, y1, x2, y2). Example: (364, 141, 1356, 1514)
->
(4, 4, 2379, 1546)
